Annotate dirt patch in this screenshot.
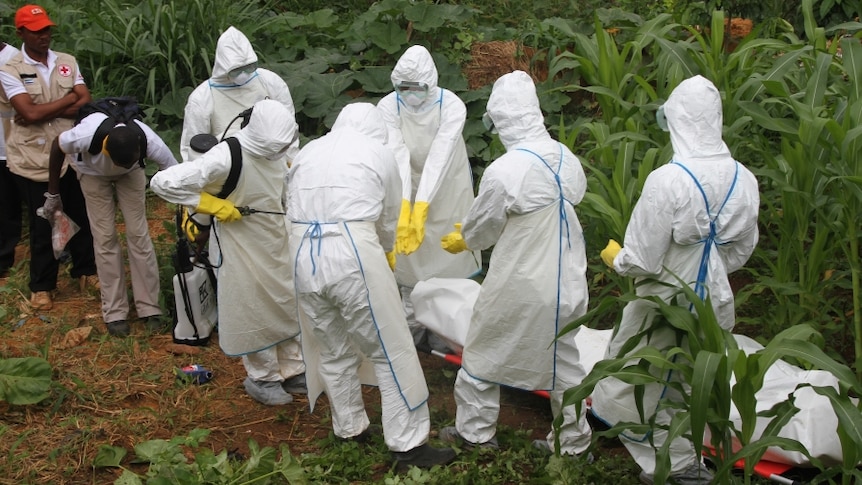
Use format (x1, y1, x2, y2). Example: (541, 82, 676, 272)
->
(0, 195, 562, 484)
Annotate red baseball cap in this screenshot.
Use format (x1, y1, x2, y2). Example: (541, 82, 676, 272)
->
(15, 5, 56, 31)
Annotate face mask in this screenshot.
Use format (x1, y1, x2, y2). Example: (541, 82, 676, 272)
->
(401, 91, 428, 107)
(656, 105, 669, 132)
(230, 70, 255, 86)
(265, 130, 299, 161)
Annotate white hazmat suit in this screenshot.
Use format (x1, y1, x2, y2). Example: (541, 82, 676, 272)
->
(591, 75, 760, 481)
(180, 26, 296, 161)
(377, 45, 481, 348)
(151, 100, 305, 402)
(286, 103, 455, 469)
(444, 71, 592, 455)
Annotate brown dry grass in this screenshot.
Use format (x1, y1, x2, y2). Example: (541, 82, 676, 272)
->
(463, 40, 548, 89)
(0, 195, 553, 484)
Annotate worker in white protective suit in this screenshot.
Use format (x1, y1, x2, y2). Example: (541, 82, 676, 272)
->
(150, 100, 306, 406)
(437, 71, 593, 458)
(591, 75, 760, 485)
(377, 45, 481, 352)
(286, 102, 456, 472)
(178, 26, 297, 253)
(180, 26, 295, 162)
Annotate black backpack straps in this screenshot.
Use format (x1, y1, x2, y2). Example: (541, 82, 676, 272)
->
(86, 117, 117, 155)
(84, 116, 149, 169)
(216, 137, 243, 199)
(126, 119, 149, 168)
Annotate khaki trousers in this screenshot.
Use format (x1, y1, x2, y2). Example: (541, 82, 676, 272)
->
(79, 169, 161, 323)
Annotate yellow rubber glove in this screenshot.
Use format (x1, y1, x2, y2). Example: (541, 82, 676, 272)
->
(402, 200, 429, 255)
(386, 251, 396, 271)
(441, 223, 468, 254)
(395, 199, 413, 254)
(196, 192, 242, 223)
(601, 239, 622, 267)
(181, 208, 212, 246)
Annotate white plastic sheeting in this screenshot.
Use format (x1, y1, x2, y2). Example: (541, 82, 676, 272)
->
(411, 277, 844, 467)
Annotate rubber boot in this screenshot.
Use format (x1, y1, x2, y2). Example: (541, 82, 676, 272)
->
(392, 443, 456, 473)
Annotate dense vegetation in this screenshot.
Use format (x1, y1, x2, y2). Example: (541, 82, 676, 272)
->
(1, 0, 861, 483)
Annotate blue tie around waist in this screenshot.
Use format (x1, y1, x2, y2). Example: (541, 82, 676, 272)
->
(671, 160, 740, 302)
(512, 143, 574, 391)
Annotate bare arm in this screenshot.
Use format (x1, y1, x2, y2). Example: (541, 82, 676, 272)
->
(57, 84, 91, 119)
(10, 90, 78, 124)
(47, 138, 65, 194)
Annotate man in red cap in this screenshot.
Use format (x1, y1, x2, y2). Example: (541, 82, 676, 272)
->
(0, 4, 97, 311)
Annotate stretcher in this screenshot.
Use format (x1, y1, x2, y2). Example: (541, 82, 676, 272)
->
(413, 277, 843, 484)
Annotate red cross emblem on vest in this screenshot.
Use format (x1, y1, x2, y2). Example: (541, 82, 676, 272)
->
(58, 64, 72, 77)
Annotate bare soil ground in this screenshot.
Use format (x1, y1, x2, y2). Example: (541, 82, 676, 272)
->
(0, 194, 565, 484)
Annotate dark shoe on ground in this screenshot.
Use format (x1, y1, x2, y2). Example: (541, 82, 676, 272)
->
(340, 424, 382, 445)
(79, 274, 100, 292)
(30, 291, 53, 311)
(439, 426, 499, 450)
(392, 443, 457, 473)
(639, 462, 714, 485)
(532, 439, 594, 463)
(143, 316, 165, 333)
(282, 373, 307, 394)
(244, 377, 293, 405)
(106, 320, 130, 337)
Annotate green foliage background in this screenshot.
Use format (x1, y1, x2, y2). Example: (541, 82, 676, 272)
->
(1, 0, 862, 482)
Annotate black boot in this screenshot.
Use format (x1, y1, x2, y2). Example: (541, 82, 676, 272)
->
(392, 443, 456, 472)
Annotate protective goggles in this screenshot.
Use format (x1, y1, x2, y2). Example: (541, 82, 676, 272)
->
(395, 81, 428, 93)
(228, 62, 258, 78)
(482, 112, 498, 134)
(656, 105, 669, 132)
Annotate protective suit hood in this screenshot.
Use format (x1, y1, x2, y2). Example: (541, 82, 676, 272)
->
(391, 45, 440, 112)
(235, 99, 297, 159)
(211, 26, 259, 81)
(331, 103, 388, 145)
(664, 75, 731, 161)
(486, 70, 551, 149)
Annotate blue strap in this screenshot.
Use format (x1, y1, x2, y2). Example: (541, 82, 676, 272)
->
(671, 161, 740, 301)
(513, 143, 573, 391)
(396, 88, 444, 116)
(292, 221, 339, 276)
(516, 144, 573, 248)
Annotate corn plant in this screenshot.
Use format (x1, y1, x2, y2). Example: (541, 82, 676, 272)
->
(737, 0, 862, 361)
(556, 278, 862, 484)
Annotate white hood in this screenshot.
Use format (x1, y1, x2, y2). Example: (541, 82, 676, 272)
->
(331, 103, 388, 144)
(234, 99, 297, 159)
(211, 26, 259, 81)
(664, 75, 731, 162)
(390, 45, 441, 111)
(486, 70, 552, 150)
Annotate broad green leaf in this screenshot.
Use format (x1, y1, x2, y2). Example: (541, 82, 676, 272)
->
(302, 71, 355, 119)
(352, 67, 394, 94)
(93, 444, 127, 468)
(365, 21, 407, 55)
(114, 469, 144, 485)
(404, 3, 470, 32)
(0, 357, 53, 405)
(275, 444, 308, 483)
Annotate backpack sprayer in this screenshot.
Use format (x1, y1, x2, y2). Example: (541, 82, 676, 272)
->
(171, 206, 218, 346)
(172, 105, 280, 345)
